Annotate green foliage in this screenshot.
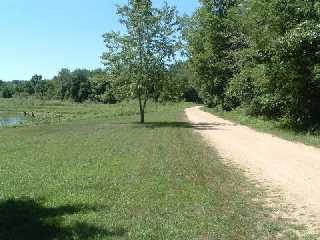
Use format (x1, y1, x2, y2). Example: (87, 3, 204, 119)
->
(160, 62, 200, 102)
(0, 81, 24, 98)
(185, 0, 246, 107)
(54, 69, 92, 103)
(70, 70, 91, 103)
(102, 0, 181, 122)
(89, 69, 117, 104)
(1, 85, 14, 98)
(267, 20, 320, 127)
(188, 0, 320, 129)
(1, 68, 117, 104)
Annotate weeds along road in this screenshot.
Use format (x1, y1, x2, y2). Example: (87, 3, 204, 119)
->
(185, 106, 320, 229)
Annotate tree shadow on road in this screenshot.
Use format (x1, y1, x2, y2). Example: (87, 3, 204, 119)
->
(0, 198, 126, 240)
(132, 121, 228, 130)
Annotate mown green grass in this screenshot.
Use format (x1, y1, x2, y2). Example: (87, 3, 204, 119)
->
(204, 107, 320, 148)
(0, 98, 173, 125)
(0, 99, 314, 239)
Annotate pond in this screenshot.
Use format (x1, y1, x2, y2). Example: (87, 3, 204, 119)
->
(0, 112, 26, 126)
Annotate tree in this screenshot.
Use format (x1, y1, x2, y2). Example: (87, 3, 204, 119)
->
(1, 86, 13, 98)
(14, 83, 25, 97)
(237, 0, 320, 127)
(30, 74, 43, 95)
(185, 0, 320, 129)
(89, 69, 116, 104)
(163, 61, 200, 102)
(185, 0, 244, 107)
(70, 70, 91, 103)
(102, 0, 181, 123)
(54, 68, 72, 100)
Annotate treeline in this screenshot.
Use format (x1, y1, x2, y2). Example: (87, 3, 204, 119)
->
(0, 69, 116, 103)
(0, 65, 199, 103)
(2, 0, 319, 128)
(185, 0, 320, 129)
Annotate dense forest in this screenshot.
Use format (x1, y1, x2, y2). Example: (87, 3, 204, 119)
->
(185, 0, 320, 130)
(1, 0, 319, 128)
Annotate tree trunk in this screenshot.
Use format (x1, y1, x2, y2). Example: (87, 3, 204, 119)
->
(138, 94, 145, 124)
(140, 108, 145, 123)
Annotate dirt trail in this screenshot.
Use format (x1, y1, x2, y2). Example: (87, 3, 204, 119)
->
(185, 106, 320, 228)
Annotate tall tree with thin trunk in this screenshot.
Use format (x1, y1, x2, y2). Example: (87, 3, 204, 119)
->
(185, 0, 242, 108)
(102, 0, 180, 123)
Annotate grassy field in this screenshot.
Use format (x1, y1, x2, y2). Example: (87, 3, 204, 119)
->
(0, 99, 314, 239)
(0, 98, 159, 125)
(204, 107, 320, 148)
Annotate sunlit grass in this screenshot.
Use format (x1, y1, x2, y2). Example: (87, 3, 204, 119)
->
(0, 99, 315, 239)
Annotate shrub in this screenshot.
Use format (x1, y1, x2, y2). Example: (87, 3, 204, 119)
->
(1, 87, 14, 98)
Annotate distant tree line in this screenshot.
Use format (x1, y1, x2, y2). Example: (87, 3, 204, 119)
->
(0, 65, 198, 104)
(0, 69, 115, 103)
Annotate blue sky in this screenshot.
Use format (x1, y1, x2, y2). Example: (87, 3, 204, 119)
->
(0, 0, 198, 81)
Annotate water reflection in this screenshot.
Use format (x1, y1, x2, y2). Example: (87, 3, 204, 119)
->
(0, 112, 25, 126)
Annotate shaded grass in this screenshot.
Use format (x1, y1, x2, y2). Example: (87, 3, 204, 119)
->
(204, 107, 320, 147)
(0, 100, 315, 239)
(0, 198, 126, 240)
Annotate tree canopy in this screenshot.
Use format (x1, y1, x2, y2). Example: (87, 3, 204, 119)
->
(185, 0, 320, 129)
(102, 0, 181, 123)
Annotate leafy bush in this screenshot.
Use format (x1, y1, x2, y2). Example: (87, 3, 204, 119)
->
(267, 21, 320, 127)
(188, 0, 320, 130)
(1, 86, 14, 98)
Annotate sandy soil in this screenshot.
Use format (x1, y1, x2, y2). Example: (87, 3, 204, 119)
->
(185, 106, 320, 229)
